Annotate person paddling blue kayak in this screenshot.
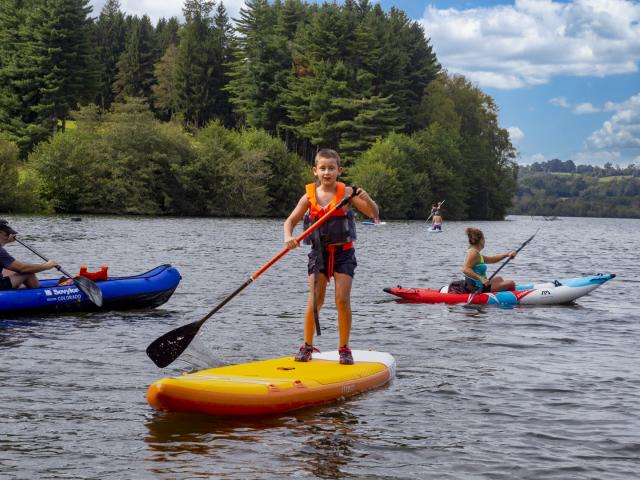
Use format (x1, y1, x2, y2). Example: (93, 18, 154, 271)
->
(0, 220, 58, 290)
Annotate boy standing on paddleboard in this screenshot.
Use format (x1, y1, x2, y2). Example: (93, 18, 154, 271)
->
(284, 149, 378, 365)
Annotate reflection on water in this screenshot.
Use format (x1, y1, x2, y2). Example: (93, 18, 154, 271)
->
(144, 404, 360, 479)
(1, 215, 639, 479)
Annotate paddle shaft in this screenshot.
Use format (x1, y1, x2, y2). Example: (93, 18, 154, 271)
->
(466, 230, 538, 305)
(14, 237, 104, 307)
(15, 238, 74, 278)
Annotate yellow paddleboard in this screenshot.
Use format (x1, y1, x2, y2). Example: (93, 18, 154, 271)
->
(148, 350, 396, 416)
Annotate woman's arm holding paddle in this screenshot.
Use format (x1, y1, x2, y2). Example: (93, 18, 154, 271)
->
(284, 194, 310, 250)
(484, 251, 516, 264)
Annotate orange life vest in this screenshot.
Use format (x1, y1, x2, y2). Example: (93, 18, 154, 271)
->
(302, 181, 356, 248)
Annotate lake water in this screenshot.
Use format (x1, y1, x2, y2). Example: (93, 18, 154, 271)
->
(1, 215, 638, 479)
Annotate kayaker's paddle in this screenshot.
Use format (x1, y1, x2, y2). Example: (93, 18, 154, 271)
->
(426, 200, 445, 223)
(146, 186, 361, 368)
(463, 229, 539, 309)
(14, 238, 103, 307)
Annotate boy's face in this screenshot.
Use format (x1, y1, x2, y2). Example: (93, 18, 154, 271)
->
(313, 156, 342, 185)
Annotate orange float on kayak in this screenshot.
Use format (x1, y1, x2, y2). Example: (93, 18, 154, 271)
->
(147, 350, 396, 416)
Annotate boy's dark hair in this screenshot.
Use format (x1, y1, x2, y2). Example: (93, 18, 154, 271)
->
(315, 148, 341, 166)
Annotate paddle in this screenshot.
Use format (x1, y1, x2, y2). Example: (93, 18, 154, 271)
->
(14, 238, 103, 307)
(426, 200, 445, 223)
(146, 186, 361, 368)
(463, 229, 539, 308)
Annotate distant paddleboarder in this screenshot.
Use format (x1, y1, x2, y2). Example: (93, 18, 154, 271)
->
(432, 210, 443, 231)
(430, 201, 444, 219)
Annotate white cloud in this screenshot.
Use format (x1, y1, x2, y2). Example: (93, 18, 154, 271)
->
(507, 126, 525, 143)
(572, 102, 600, 114)
(420, 0, 640, 89)
(573, 150, 622, 163)
(91, 0, 246, 24)
(572, 92, 640, 164)
(550, 96, 631, 115)
(586, 93, 640, 149)
(550, 96, 570, 108)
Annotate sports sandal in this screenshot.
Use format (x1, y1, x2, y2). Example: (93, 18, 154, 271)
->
(294, 343, 319, 362)
(338, 347, 354, 365)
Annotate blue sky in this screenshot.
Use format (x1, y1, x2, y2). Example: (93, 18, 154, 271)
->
(90, 0, 640, 166)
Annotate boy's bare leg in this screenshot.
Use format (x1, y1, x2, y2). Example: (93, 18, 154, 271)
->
(303, 273, 327, 345)
(334, 272, 353, 348)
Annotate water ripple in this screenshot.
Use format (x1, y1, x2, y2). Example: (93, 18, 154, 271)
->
(1, 215, 639, 479)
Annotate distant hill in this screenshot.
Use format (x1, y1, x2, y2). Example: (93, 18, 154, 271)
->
(510, 159, 640, 218)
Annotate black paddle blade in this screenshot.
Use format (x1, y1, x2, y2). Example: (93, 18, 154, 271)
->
(146, 320, 203, 368)
(74, 276, 103, 307)
(463, 302, 483, 310)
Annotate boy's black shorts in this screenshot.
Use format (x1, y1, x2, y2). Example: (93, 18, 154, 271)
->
(308, 247, 357, 278)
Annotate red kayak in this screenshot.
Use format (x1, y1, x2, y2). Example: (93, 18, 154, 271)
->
(383, 274, 615, 305)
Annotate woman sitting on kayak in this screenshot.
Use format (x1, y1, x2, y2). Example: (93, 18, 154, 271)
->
(462, 227, 516, 293)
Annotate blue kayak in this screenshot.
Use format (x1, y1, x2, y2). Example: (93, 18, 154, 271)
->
(0, 264, 181, 316)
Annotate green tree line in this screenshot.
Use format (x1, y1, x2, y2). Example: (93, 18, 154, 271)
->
(510, 168, 640, 219)
(520, 158, 640, 177)
(1, 0, 518, 219)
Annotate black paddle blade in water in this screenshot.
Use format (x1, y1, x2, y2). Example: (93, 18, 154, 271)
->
(146, 320, 203, 368)
(74, 276, 103, 307)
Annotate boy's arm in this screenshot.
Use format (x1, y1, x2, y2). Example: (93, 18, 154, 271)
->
(283, 194, 310, 249)
(348, 187, 379, 219)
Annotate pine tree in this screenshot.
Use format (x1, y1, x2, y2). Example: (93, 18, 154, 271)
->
(211, 2, 236, 127)
(337, 94, 400, 160)
(400, 19, 440, 131)
(2, 0, 98, 153)
(175, 0, 217, 128)
(113, 15, 157, 104)
(0, 0, 32, 152)
(95, 0, 126, 110)
(284, 60, 356, 155)
(32, 0, 98, 133)
(152, 43, 179, 120)
(226, 0, 286, 132)
(155, 17, 180, 58)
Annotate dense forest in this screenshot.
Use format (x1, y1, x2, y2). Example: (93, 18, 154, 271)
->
(0, 0, 518, 219)
(510, 159, 640, 218)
